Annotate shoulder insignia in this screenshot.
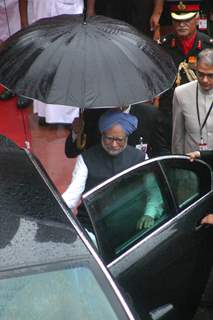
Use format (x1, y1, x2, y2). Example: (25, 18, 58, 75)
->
(197, 31, 213, 46)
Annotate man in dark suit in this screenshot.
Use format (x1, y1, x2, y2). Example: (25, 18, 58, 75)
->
(65, 103, 158, 159)
(63, 110, 146, 232)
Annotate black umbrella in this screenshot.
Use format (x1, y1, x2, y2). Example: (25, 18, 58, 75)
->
(0, 14, 176, 108)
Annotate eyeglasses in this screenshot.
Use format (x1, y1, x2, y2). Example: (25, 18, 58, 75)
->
(173, 18, 195, 25)
(196, 71, 213, 80)
(102, 134, 127, 144)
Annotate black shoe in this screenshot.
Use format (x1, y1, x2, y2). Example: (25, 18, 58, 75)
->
(38, 117, 48, 126)
(17, 96, 33, 109)
(0, 89, 15, 100)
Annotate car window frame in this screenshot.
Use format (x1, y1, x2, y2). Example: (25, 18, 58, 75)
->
(83, 157, 178, 263)
(83, 156, 213, 265)
(159, 156, 213, 212)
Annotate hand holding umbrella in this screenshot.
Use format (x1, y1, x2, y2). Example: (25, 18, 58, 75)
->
(72, 110, 87, 150)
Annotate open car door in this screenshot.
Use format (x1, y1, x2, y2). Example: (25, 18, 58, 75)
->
(0, 135, 150, 320)
(83, 156, 213, 320)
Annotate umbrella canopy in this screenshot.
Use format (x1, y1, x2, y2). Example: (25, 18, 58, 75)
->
(0, 14, 176, 108)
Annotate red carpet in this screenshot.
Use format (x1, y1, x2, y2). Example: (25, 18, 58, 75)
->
(0, 87, 32, 149)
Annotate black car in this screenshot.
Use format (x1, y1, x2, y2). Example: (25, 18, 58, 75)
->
(0, 135, 143, 320)
(1, 135, 213, 320)
(83, 154, 213, 320)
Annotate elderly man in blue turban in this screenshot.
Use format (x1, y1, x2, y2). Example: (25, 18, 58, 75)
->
(62, 110, 146, 231)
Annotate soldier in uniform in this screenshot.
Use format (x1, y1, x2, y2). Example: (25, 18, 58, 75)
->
(152, 0, 213, 156)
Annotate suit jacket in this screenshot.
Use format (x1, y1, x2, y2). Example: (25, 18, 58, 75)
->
(65, 103, 158, 158)
(129, 103, 158, 157)
(172, 80, 213, 154)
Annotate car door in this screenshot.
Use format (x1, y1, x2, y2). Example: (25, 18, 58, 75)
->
(0, 134, 151, 320)
(83, 156, 213, 320)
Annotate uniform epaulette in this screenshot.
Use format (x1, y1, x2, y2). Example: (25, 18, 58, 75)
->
(199, 36, 213, 49)
(197, 31, 213, 46)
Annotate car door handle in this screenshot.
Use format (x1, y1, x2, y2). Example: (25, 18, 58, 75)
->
(194, 223, 211, 232)
(149, 304, 174, 320)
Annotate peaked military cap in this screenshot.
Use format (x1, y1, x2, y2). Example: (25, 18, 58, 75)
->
(169, 1, 200, 21)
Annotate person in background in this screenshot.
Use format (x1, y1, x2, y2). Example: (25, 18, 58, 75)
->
(128, 0, 159, 37)
(151, 0, 213, 40)
(0, 0, 24, 42)
(62, 110, 146, 231)
(150, 0, 165, 40)
(188, 148, 213, 225)
(18, 0, 96, 125)
(0, 0, 33, 108)
(95, 0, 165, 38)
(172, 48, 213, 154)
(152, 0, 213, 156)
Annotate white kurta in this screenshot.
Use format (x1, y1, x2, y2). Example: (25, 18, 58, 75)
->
(0, 0, 33, 40)
(32, 0, 83, 123)
(172, 80, 213, 154)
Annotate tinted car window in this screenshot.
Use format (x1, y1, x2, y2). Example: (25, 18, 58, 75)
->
(84, 165, 172, 263)
(0, 263, 121, 320)
(161, 159, 212, 210)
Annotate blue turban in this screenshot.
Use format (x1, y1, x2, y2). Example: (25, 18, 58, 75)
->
(98, 110, 138, 135)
